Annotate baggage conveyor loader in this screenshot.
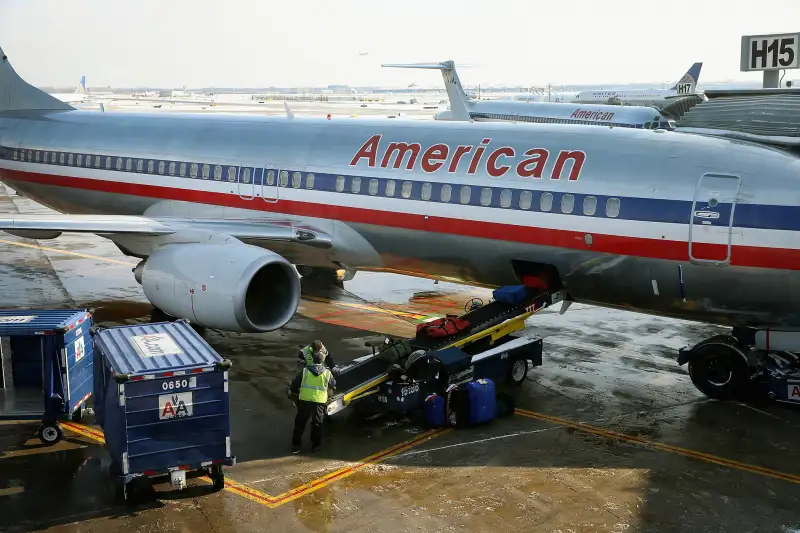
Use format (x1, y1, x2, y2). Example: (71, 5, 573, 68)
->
(325, 286, 567, 417)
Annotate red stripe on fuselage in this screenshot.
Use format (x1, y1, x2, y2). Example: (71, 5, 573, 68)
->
(3, 168, 799, 271)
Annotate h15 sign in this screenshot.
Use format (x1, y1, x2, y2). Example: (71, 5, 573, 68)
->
(741, 33, 799, 71)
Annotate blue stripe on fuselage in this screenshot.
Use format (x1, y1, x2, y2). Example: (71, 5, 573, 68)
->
(0, 145, 797, 232)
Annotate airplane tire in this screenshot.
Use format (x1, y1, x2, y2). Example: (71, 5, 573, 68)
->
(688, 343, 750, 401)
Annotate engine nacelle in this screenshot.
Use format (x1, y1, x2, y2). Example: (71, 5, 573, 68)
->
(137, 243, 300, 332)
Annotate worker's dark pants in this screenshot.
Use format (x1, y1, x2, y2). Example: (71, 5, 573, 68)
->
(292, 400, 326, 447)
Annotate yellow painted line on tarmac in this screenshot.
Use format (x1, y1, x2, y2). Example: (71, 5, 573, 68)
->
(515, 408, 800, 485)
(201, 428, 450, 508)
(61, 421, 448, 508)
(302, 294, 432, 321)
(0, 238, 136, 266)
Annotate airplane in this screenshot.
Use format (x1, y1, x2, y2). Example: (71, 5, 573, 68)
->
(571, 62, 703, 106)
(383, 61, 676, 130)
(132, 89, 159, 98)
(49, 75, 87, 104)
(0, 46, 799, 403)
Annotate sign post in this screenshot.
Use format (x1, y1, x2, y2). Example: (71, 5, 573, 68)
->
(740, 32, 800, 88)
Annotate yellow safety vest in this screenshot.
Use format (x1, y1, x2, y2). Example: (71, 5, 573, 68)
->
(299, 368, 331, 403)
(301, 346, 314, 366)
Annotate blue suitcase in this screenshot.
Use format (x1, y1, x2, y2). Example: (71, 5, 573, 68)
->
(492, 285, 529, 306)
(461, 379, 497, 426)
(424, 394, 446, 427)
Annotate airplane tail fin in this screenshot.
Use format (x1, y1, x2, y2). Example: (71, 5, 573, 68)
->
(670, 62, 703, 93)
(75, 75, 86, 94)
(0, 46, 75, 112)
(381, 61, 471, 121)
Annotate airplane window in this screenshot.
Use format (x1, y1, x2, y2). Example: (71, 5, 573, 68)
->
(35, 151, 41, 162)
(12, 150, 17, 160)
(59, 153, 65, 164)
(44, 151, 51, 162)
(480, 188, 492, 206)
(105, 157, 111, 169)
(401, 181, 412, 199)
(137, 159, 143, 172)
(190, 163, 198, 178)
(385, 179, 396, 197)
(561, 194, 574, 214)
(85, 155, 92, 167)
(125, 159, 132, 171)
(169, 162, 176, 175)
(202, 164, 210, 179)
(368, 178, 378, 195)
(94, 155, 101, 168)
(460, 185, 471, 205)
(279, 170, 289, 187)
(606, 197, 621, 218)
(336, 175, 346, 192)
(67, 154, 74, 165)
(583, 196, 597, 216)
(421, 183, 432, 201)
(243, 168, 251, 184)
(158, 161, 165, 174)
(76, 154, 82, 166)
(266, 170, 276, 186)
(51, 152, 57, 164)
(27, 150, 32, 161)
(148, 160, 155, 173)
(115, 157, 121, 170)
(519, 190, 532, 210)
(293, 172, 302, 188)
(227, 167, 237, 182)
(213, 166, 221, 180)
(307, 173, 315, 189)
(440, 184, 452, 203)
(540, 192, 553, 212)
(352, 177, 362, 193)
(500, 189, 512, 208)
(179, 162, 186, 175)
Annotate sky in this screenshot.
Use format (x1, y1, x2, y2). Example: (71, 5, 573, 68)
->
(1, 0, 799, 89)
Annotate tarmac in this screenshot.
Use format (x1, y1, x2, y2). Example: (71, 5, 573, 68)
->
(1, 184, 800, 533)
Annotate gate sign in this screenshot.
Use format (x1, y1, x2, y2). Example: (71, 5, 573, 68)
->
(159, 392, 193, 419)
(741, 33, 800, 71)
(130, 333, 183, 358)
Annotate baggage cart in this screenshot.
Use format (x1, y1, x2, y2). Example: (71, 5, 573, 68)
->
(0, 308, 94, 444)
(91, 319, 234, 502)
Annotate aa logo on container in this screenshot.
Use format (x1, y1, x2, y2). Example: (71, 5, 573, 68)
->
(159, 391, 193, 419)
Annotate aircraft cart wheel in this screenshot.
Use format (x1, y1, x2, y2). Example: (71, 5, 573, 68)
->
(688, 343, 750, 401)
(210, 465, 225, 491)
(38, 422, 63, 445)
(509, 357, 528, 385)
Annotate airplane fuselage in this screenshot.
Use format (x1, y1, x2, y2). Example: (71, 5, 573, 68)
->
(0, 110, 799, 329)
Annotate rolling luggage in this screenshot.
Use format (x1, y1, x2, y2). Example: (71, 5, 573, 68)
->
(458, 379, 497, 426)
(416, 316, 470, 339)
(424, 393, 446, 427)
(492, 285, 529, 306)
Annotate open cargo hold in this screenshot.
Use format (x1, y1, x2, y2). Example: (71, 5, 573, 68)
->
(0, 309, 93, 444)
(92, 319, 234, 502)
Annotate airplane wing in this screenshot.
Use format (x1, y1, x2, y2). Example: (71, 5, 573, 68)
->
(0, 214, 332, 248)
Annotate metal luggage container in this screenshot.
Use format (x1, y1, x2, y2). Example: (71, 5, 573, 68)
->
(91, 319, 234, 501)
(0, 308, 93, 444)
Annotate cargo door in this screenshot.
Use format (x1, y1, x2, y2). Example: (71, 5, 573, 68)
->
(688, 173, 741, 265)
(64, 323, 93, 414)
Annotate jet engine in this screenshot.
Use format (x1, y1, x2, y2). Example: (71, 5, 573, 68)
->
(133, 243, 300, 332)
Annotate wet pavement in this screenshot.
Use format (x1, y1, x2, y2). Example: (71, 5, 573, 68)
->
(1, 185, 800, 533)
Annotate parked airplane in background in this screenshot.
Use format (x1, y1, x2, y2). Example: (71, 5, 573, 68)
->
(49, 75, 87, 104)
(132, 89, 158, 98)
(571, 62, 703, 106)
(383, 61, 675, 130)
(0, 46, 798, 402)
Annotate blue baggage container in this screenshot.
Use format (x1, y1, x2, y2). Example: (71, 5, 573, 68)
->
(492, 285, 529, 306)
(424, 394, 446, 427)
(0, 309, 94, 445)
(460, 379, 496, 426)
(91, 319, 234, 501)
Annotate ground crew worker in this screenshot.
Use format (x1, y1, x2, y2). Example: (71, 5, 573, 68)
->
(289, 350, 336, 453)
(297, 340, 337, 372)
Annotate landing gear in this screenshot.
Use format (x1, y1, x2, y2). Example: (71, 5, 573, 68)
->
(297, 266, 351, 287)
(679, 334, 752, 401)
